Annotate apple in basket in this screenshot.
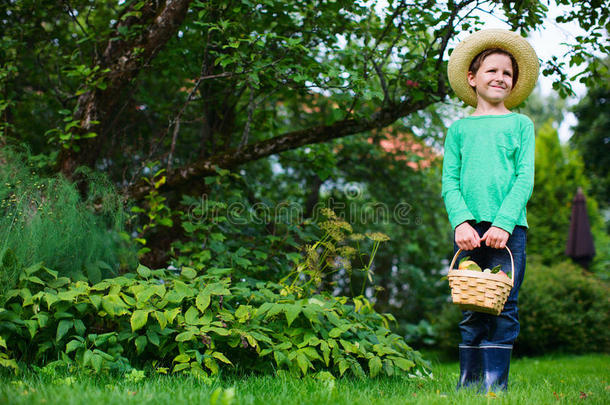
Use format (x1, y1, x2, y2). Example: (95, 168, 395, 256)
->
(484, 265, 510, 279)
(458, 257, 510, 279)
(458, 256, 481, 271)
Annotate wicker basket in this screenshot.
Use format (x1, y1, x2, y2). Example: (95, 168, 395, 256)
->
(447, 247, 514, 316)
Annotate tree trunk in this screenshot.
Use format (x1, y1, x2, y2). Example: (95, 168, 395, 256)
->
(58, 0, 193, 178)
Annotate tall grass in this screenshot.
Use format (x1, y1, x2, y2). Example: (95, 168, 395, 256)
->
(0, 149, 136, 301)
(1, 354, 608, 404)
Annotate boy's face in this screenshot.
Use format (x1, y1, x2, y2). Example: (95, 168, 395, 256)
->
(467, 53, 514, 105)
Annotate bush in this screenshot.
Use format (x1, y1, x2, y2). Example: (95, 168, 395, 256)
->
(518, 258, 610, 355)
(0, 262, 429, 379)
(429, 303, 461, 360)
(431, 258, 610, 357)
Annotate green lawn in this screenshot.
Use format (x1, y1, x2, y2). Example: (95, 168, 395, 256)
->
(1, 353, 608, 404)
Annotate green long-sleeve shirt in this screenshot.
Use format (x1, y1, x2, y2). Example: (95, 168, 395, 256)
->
(441, 112, 535, 234)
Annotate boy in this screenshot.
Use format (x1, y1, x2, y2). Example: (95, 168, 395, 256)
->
(442, 29, 539, 392)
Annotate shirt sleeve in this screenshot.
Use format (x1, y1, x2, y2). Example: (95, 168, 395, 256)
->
(442, 123, 475, 230)
(492, 118, 535, 234)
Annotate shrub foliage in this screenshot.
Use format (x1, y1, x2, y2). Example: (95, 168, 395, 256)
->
(0, 261, 428, 379)
(518, 259, 610, 355)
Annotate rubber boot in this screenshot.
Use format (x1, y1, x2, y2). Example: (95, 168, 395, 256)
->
(480, 345, 512, 393)
(457, 345, 482, 389)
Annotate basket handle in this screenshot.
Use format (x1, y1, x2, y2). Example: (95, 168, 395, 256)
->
(449, 245, 515, 282)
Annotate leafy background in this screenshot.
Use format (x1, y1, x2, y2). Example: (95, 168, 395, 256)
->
(0, 0, 608, 377)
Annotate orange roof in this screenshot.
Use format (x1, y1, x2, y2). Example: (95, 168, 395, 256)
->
(367, 128, 438, 169)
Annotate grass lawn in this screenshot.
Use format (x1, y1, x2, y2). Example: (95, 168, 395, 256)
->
(1, 353, 608, 404)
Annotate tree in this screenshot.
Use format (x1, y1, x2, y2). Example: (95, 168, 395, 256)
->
(1, 0, 608, 265)
(526, 119, 609, 269)
(570, 78, 610, 218)
(517, 87, 566, 129)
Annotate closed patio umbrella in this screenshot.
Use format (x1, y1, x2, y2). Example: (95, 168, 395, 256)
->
(565, 187, 595, 268)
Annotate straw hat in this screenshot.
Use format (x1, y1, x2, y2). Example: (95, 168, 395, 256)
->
(447, 29, 539, 109)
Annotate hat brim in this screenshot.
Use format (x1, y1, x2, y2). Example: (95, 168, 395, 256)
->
(447, 29, 539, 109)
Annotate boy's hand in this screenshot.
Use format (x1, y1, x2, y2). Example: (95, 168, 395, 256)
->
(455, 222, 481, 251)
(481, 226, 509, 249)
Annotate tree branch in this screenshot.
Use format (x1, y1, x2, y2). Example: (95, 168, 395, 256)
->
(127, 94, 436, 200)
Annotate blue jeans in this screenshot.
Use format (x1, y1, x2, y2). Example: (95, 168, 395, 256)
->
(453, 221, 527, 349)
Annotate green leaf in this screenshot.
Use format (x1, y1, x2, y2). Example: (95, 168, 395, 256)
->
(204, 357, 219, 374)
(101, 294, 129, 317)
(369, 356, 382, 378)
(244, 333, 257, 348)
(265, 303, 283, 319)
(284, 304, 301, 326)
(350, 361, 366, 379)
(82, 349, 93, 367)
(302, 306, 320, 324)
(320, 341, 330, 366)
(175, 330, 196, 342)
(255, 302, 274, 317)
(205, 282, 230, 296)
(131, 310, 149, 332)
(338, 359, 349, 376)
(391, 357, 415, 371)
(164, 307, 181, 324)
(26, 276, 45, 285)
(212, 352, 232, 365)
(383, 359, 394, 377)
(465, 263, 481, 271)
(208, 327, 230, 336)
(135, 335, 147, 355)
(301, 347, 321, 361)
(296, 352, 311, 376)
(135, 287, 156, 303)
(185, 306, 200, 325)
(91, 354, 103, 373)
(235, 305, 250, 322)
(89, 295, 102, 310)
(329, 327, 343, 338)
(173, 363, 189, 372)
(181, 267, 197, 279)
(273, 350, 288, 367)
(56, 319, 72, 342)
(24, 262, 43, 276)
(174, 354, 190, 363)
(93, 349, 113, 362)
(57, 290, 81, 302)
(73, 319, 86, 336)
(275, 341, 292, 351)
(490, 264, 502, 274)
(137, 264, 151, 278)
(154, 311, 167, 330)
(24, 320, 38, 338)
(35, 312, 50, 328)
(196, 291, 211, 312)
(339, 339, 354, 353)
(146, 329, 160, 346)
(173, 280, 194, 298)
